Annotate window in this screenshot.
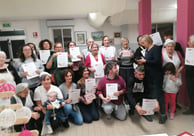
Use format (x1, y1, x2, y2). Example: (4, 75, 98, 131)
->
(49, 27, 73, 51)
(152, 23, 173, 42)
(0, 30, 25, 59)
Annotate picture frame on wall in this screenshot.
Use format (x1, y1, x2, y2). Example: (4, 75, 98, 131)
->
(114, 32, 121, 38)
(91, 31, 104, 41)
(74, 31, 87, 46)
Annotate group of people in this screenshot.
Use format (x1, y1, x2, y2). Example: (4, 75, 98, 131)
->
(0, 33, 194, 135)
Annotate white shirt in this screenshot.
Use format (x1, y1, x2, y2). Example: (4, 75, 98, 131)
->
(34, 85, 63, 105)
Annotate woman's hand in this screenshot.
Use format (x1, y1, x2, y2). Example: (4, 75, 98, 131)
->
(102, 96, 111, 103)
(46, 103, 54, 110)
(0, 79, 7, 84)
(136, 57, 146, 65)
(66, 98, 72, 104)
(153, 101, 160, 112)
(135, 105, 146, 115)
(35, 70, 41, 74)
(77, 55, 83, 59)
(68, 62, 73, 67)
(22, 72, 28, 77)
(31, 112, 40, 120)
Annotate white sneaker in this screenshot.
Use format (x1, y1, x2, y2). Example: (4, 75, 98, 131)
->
(47, 125, 53, 134)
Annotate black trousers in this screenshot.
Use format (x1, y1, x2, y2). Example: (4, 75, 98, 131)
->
(185, 65, 194, 111)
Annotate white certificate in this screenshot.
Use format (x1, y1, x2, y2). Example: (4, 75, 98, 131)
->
(103, 47, 115, 60)
(22, 62, 38, 80)
(142, 99, 157, 115)
(185, 48, 194, 66)
(57, 52, 68, 68)
(122, 50, 131, 57)
(106, 83, 118, 100)
(69, 47, 81, 62)
(150, 32, 163, 46)
(94, 63, 104, 78)
(69, 89, 80, 104)
(84, 92, 96, 102)
(39, 50, 50, 64)
(85, 78, 96, 94)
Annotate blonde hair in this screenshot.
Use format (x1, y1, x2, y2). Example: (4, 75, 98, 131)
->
(121, 37, 129, 44)
(140, 35, 153, 45)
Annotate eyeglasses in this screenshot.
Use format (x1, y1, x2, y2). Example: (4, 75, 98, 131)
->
(55, 46, 62, 48)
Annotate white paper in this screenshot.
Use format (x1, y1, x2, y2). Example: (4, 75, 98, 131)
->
(94, 63, 104, 78)
(185, 48, 194, 66)
(142, 99, 156, 115)
(69, 47, 81, 62)
(122, 50, 131, 57)
(84, 92, 96, 102)
(150, 32, 163, 46)
(57, 52, 68, 68)
(22, 62, 38, 79)
(106, 83, 118, 100)
(85, 78, 96, 94)
(103, 47, 115, 61)
(68, 89, 80, 104)
(39, 50, 50, 64)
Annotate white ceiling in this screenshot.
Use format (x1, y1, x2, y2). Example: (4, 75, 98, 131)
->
(0, 0, 177, 26)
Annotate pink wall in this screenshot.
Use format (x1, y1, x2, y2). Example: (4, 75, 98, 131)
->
(176, 0, 194, 106)
(138, 0, 151, 35)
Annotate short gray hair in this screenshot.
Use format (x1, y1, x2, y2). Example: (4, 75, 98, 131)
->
(0, 51, 6, 58)
(135, 66, 145, 72)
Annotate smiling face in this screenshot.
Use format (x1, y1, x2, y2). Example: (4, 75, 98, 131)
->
(65, 72, 73, 83)
(166, 43, 175, 54)
(43, 41, 51, 50)
(103, 37, 110, 47)
(41, 75, 51, 88)
(82, 68, 89, 78)
(91, 44, 99, 55)
(121, 38, 129, 49)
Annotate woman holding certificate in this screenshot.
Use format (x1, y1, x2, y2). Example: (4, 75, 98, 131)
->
(77, 65, 99, 123)
(99, 36, 116, 63)
(85, 43, 106, 80)
(162, 39, 184, 78)
(136, 35, 167, 124)
(39, 39, 54, 73)
(117, 37, 134, 97)
(68, 41, 83, 83)
(46, 42, 73, 86)
(59, 69, 83, 125)
(15, 44, 44, 91)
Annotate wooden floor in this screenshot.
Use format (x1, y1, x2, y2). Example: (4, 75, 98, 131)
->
(51, 107, 194, 136)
